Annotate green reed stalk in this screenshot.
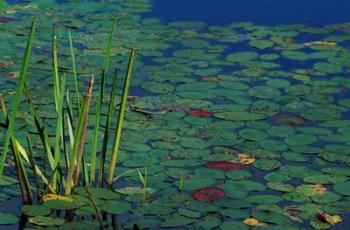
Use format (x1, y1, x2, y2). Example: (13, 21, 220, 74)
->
(107, 49, 136, 189)
(68, 31, 80, 112)
(1, 94, 53, 193)
(73, 98, 91, 188)
(1, 95, 33, 203)
(52, 75, 65, 190)
(90, 19, 117, 185)
(11, 139, 33, 204)
(23, 84, 56, 171)
(52, 28, 60, 112)
(26, 136, 42, 199)
(0, 95, 7, 122)
(65, 77, 94, 195)
(0, 17, 36, 178)
(98, 69, 118, 187)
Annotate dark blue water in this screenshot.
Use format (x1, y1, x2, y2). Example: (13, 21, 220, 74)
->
(151, 0, 350, 26)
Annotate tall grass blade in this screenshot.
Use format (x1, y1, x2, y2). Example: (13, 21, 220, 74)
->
(0, 17, 36, 178)
(65, 77, 94, 195)
(11, 139, 33, 204)
(90, 19, 117, 185)
(26, 136, 42, 199)
(0, 95, 8, 123)
(98, 69, 118, 187)
(24, 85, 56, 172)
(107, 49, 136, 189)
(68, 31, 80, 112)
(52, 27, 60, 113)
(52, 75, 65, 189)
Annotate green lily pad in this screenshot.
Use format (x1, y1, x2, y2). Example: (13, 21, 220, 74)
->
(314, 62, 343, 73)
(249, 39, 274, 49)
(102, 200, 132, 215)
(28, 216, 65, 226)
(226, 51, 258, 63)
(215, 111, 267, 121)
(161, 215, 194, 227)
(115, 187, 156, 195)
(178, 207, 201, 218)
(310, 191, 341, 204)
(44, 198, 82, 210)
(254, 159, 281, 171)
(0, 212, 19, 225)
(21, 205, 52, 217)
(333, 181, 350, 195)
(220, 221, 249, 230)
(267, 182, 295, 192)
(245, 195, 282, 204)
(296, 184, 326, 197)
(239, 128, 268, 141)
(284, 134, 317, 146)
(303, 173, 348, 184)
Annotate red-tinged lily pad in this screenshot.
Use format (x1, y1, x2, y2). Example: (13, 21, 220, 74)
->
(203, 161, 246, 171)
(273, 113, 305, 126)
(0, 17, 16, 23)
(286, 209, 301, 216)
(192, 187, 225, 202)
(188, 109, 213, 118)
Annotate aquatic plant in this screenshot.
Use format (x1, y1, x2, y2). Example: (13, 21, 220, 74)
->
(0, 17, 138, 228)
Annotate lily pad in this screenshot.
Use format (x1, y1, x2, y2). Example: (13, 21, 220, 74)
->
(21, 205, 52, 217)
(0, 212, 19, 225)
(28, 216, 65, 226)
(102, 200, 132, 215)
(192, 187, 225, 202)
(333, 181, 350, 195)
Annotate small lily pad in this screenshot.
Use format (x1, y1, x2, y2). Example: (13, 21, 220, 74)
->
(21, 205, 51, 217)
(28, 216, 65, 226)
(0, 212, 19, 225)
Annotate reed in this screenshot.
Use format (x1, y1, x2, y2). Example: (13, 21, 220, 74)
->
(65, 77, 94, 195)
(91, 19, 117, 186)
(0, 17, 36, 179)
(1, 18, 138, 226)
(107, 48, 136, 189)
(98, 69, 118, 187)
(68, 31, 81, 112)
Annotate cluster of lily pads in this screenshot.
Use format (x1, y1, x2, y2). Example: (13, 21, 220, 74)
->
(1, 0, 350, 229)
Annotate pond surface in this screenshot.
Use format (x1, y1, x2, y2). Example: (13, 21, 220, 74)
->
(1, 0, 350, 229)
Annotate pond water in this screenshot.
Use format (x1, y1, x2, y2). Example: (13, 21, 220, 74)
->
(1, 0, 350, 229)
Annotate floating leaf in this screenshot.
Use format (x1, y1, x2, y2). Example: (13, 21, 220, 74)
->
(333, 181, 350, 195)
(243, 218, 266, 226)
(296, 184, 327, 197)
(28, 216, 65, 226)
(203, 161, 246, 171)
(188, 109, 213, 117)
(115, 187, 156, 195)
(102, 200, 131, 215)
(192, 187, 225, 202)
(0, 212, 19, 225)
(317, 213, 342, 225)
(21, 205, 51, 217)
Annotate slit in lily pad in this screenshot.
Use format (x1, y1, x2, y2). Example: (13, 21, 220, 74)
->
(192, 187, 225, 202)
